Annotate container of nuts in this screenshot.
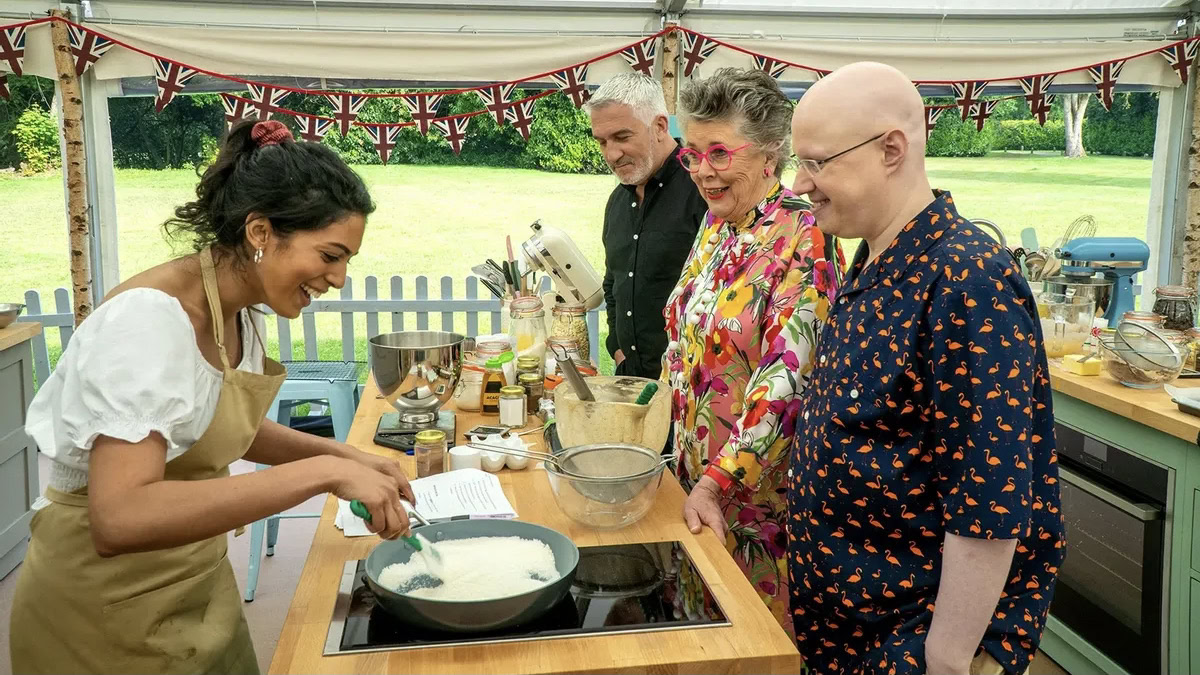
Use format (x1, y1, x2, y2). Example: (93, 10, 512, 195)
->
(550, 301, 590, 364)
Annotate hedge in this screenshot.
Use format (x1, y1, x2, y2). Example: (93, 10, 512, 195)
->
(926, 110, 996, 157)
(993, 120, 1065, 152)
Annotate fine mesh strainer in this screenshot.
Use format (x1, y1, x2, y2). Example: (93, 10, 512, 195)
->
(544, 444, 672, 529)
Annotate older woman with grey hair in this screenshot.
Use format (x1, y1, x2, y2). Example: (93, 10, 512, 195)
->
(661, 67, 843, 636)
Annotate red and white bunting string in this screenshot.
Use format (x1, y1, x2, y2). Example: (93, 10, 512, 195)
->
(246, 83, 289, 120)
(924, 106, 944, 140)
(506, 97, 537, 141)
(219, 93, 254, 129)
(620, 38, 657, 77)
(753, 55, 789, 80)
(154, 58, 199, 112)
(0, 26, 26, 76)
(1019, 74, 1056, 127)
(0, 74, 8, 100)
(951, 81, 989, 121)
(1160, 41, 1199, 86)
(402, 94, 443, 135)
(551, 64, 591, 108)
(681, 32, 717, 78)
(67, 23, 113, 76)
(433, 116, 471, 155)
(324, 93, 367, 136)
(364, 125, 402, 164)
(968, 100, 999, 131)
(1087, 60, 1126, 111)
(476, 83, 515, 127)
(295, 115, 334, 143)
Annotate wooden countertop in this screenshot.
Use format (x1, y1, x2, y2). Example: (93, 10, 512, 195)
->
(1050, 364, 1200, 444)
(268, 381, 802, 674)
(0, 321, 40, 352)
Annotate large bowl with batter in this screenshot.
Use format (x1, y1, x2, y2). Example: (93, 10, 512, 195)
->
(553, 376, 670, 452)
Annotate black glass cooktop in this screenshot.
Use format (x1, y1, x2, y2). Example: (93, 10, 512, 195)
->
(324, 540, 729, 654)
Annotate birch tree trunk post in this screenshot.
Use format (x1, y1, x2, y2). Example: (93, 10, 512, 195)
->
(660, 25, 680, 115)
(1063, 93, 1089, 158)
(48, 9, 93, 326)
(1182, 59, 1200, 291)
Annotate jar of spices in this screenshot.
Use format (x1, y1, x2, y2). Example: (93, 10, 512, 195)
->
(510, 296, 548, 363)
(481, 358, 506, 416)
(518, 373, 544, 415)
(414, 429, 446, 478)
(499, 385, 528, 428)
(551, 302, 590, 364)
(516, 355, 543, 379)
(1121, 310, 1166, 330)
(1152, 285, 1197, 331)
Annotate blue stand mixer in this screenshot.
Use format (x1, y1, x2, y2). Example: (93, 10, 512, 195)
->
(1054, 237, 1151, 327)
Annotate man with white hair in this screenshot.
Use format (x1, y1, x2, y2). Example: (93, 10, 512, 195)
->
(586, 73, 707, 378)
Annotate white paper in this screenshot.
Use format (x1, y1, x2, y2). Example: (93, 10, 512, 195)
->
(334, 499, 375, 537)
(333, 468, 518, 537)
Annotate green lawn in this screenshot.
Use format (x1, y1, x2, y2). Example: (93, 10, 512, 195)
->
(1, 153, 1152, 377)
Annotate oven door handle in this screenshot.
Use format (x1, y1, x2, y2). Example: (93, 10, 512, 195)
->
(1059, 466, 1162, 522)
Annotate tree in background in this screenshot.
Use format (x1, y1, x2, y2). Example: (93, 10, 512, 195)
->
(1063, 93, 1090, 158)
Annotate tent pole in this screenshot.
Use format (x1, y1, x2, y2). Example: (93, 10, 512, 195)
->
(660, 20, 679, 115)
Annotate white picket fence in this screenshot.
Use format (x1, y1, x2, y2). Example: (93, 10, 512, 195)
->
(19, 275, 604, 386)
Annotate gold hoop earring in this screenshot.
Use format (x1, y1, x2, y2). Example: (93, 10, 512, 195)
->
(254, 248, 263, 264)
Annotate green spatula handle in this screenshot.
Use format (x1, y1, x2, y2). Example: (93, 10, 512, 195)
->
(634, 381, 659, 405)
(349, 499, 423, 551)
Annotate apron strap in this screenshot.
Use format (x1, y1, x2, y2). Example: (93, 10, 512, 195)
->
(199, 248, 232, 370)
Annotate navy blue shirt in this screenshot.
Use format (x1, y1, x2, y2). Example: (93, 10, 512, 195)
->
(789, 191, 1065, 675)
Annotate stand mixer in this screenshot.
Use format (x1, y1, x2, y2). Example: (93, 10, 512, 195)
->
(1050, 236, 1151, 328)
(368, 331, 466, 452)
(520, 220, 604, 310)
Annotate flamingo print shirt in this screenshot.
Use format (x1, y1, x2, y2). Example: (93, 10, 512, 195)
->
(789, 191, 1065, 675)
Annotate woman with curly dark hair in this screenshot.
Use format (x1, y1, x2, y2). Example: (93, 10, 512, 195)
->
(11, 119, 413, 674)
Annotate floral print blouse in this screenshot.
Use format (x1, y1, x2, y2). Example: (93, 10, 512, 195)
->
(663, 182, 842, 491)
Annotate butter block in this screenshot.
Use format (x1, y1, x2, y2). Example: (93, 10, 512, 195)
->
(1062, 353, 1101, 376)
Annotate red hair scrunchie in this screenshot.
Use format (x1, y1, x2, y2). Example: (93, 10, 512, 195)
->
(251, 120, 293, 147)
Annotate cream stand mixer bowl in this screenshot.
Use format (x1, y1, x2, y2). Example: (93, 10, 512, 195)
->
(553, 376, 670, 452)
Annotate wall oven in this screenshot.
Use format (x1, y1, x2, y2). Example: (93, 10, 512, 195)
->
(1050, 422, 1170, 675)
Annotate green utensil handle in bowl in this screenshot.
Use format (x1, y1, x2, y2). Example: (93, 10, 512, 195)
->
(350, 499, 424, 551)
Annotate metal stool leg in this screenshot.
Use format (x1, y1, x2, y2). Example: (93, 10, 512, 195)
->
(245, 516, 266, 602)
(266, 514, 281, 556)
(329, 380, 358, 443)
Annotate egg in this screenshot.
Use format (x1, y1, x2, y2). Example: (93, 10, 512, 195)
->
(481, 451, 506, 473)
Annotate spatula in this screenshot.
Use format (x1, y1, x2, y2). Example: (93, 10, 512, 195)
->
(350, 500, 445, 575)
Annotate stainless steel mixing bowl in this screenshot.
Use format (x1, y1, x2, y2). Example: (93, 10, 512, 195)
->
(0, 303, 24, 329)
(1041, 275, 1113, 317)
(369, 331, 466, 423)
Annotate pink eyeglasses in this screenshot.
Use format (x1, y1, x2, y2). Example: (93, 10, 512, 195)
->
(677, 143, 753, 172)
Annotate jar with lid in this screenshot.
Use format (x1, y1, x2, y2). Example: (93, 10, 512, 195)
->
(510, 296, 548, 363)
(516, 355, 543, 379)
(550, 302, 590, 364)
(452, 351, 486, 412)
(499, 385, 528, 428)
(1186, 327, 1200, 370)
(414, 430, 446, 478)
(518, 373, 543, 415)
(481, 358, 506, 416)
(1152, 285, 1197, 331)
(546, 337, 580, 375)
(1121, 310, 1166, 330)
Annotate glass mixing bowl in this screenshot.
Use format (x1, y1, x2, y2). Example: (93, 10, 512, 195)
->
(1038, 294, 1095, 359)
(544, 443, 669, 530)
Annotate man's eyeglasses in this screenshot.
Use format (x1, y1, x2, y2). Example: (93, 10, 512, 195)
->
(677, 143, 753, 173)
(794, 132, 885, 177)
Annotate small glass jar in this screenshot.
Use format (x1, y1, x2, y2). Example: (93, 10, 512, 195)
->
(499, 385, 528, 428)
(518, 373, 544, 415)
(414, 429, 446, 478)
(550, 302, 590, 363)
(546, 337, 580, 374)
(481, 358, 506, 416)
(1152, 285, 1197, 331)
(516, 355, 543, 379)
(1121, 310, 1166, 330)
(452, 352, 486, 412)
(510, 296, 548, 363)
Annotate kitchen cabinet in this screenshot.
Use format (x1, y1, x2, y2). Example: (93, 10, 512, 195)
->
(0, 322, 40, 580)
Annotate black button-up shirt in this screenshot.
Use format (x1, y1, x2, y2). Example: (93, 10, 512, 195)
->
(789, 191, 1065, 675)
(602, 143, 708, 378)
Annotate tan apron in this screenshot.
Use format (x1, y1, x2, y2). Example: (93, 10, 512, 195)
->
(10, 248, 286, 674)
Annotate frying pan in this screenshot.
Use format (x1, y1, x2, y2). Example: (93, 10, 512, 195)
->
(363, 519, 580, 633)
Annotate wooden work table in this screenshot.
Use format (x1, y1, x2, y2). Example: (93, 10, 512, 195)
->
(0, 321, 40, 353)
(1048, 364, 1200, 444)
(268, 380, 802, 674)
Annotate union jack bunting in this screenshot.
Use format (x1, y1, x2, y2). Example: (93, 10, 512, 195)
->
(1087, 60, 1126, 111)
(219, 93, 254, 130)
(505, 97, 537, 141)
(951, 81, 989, 121)
(0, 74, 8, 100)
(550, 65, 591, 108)
(924, 106, 945, 140)
(620, 38, 657, 77)
(364, 125, 402, 165)
(1018, 74, 1056, 126)
(67, 25, 114, 76)
(154, 59, 199, 112)
(433, 116, 471, 155)
(246, 83, 290, 120)
(295, 115, 334, 143)
(968, 100, 999, 132)
(0, 26, 26, 76)
(476, 83, 515, 127)
(681, 32, 717, 78)
(323, 93, 368, 137)
(1160, 40, 1200, 86)
(401, 94, 443, 135)
(753, 55, 789, 80)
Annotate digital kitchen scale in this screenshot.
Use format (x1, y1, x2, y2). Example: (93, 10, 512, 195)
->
(323, 541, 729, 654)
(372, 410, 457, 454)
